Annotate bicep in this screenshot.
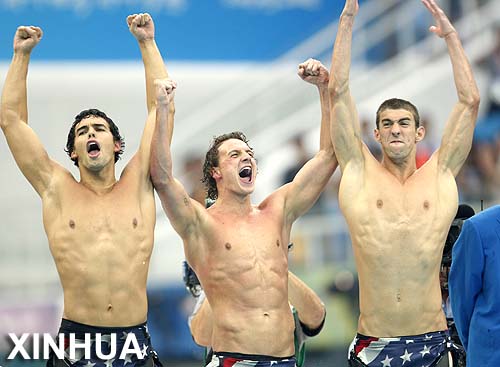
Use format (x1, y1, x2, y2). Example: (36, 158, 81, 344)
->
(330, 91, 363, 169)
(438, 102, 478, 176)
(2, 121, 55, 196)
(156, 177, 204, 238)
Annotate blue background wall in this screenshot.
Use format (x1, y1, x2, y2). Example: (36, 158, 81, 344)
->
(0, 0, 356, 61)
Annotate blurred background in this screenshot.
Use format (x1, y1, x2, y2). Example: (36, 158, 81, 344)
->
(0, 0, 499, 366)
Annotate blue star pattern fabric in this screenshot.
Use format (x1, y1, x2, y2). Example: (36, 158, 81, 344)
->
(46, 319, 162, 367)
(348, 330, 457, 367)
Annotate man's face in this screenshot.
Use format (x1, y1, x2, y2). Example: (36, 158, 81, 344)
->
(374, 108, 424, 164)
(213, 138, 257, 197)
(70, 116, 120, 172)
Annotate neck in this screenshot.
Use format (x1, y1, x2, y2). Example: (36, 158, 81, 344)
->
(79, 165, 117, 195)
(213, 192, 253, 215)
(381, 154, 417, 183)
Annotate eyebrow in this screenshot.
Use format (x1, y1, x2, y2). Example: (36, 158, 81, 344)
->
(381, 117, 411, 124)
(227, 148, 254, 156)
(76, 123, 108, 135)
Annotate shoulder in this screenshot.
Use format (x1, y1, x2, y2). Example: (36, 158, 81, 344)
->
(469, 206, 500, 229)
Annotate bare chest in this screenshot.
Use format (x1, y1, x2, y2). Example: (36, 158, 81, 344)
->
(201, 212, 288, 279)
(43, 183, 155, 244)
(340, 167, 457, 229)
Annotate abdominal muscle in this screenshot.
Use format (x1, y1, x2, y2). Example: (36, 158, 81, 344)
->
(350, 223, 448, 337)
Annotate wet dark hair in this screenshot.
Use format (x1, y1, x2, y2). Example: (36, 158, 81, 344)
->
(202, 131, 251, 200)
(65, 109, 125, 167)
(376, 98, 420, 129)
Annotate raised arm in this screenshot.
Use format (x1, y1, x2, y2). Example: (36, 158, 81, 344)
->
(1, 26, 58, 197)
(282, 59, 337, 224)
(150, 79, 205, 249)
(328, 0, 363, 170)
(288, 271, 326, 334)
(423, 0, 480, 176)
(127, 13, 172, 179)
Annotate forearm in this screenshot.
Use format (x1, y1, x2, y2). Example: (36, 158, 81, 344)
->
(445, 32, 480, 106)
(138, 39, 169, 112)
(288, 272, 325, 329)
(150, 103, 174, 189)
(318, 86, 334, 156)
(1, 52, 30, 127)
(328, 12, 355, 94)
(327, 7, 363, 168)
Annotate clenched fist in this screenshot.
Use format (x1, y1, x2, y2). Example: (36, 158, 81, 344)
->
(14, 26, 43, 54)
(155, 78, 177, 106)
(298, 58, 329, 87)
(127, 13, 154, 41)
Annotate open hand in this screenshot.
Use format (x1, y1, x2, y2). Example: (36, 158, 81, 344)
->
(422, 0, 456, 38)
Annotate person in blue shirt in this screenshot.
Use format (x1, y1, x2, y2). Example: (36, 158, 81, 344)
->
(449, 205, 500, 367)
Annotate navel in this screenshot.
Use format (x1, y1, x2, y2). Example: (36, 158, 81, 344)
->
(423, 200, 430, 210)
(376, 199, 383, 209)
(69, 220, 75, 229)
(225, 242, 232, 250)
(276, 240, 280, 247)
(396, 290, 401, 303)
(107, 304, 113, 311)
(133, 218, 138, 228)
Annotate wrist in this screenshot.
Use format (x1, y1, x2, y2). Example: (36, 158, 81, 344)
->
(138, 37, 155, 46)
(341, 11, 356, 19)
(443, 30, 458, 39)
(13, 51, 31, 60)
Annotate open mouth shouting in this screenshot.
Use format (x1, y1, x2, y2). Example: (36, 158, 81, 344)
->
(239, 166, 253, 184)
(87, 140, 101, 158)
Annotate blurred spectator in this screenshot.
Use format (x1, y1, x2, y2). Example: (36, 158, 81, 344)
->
(282, 134, 310, 185)
(182, 154, 206, 205)
(416, 114, 437, 168)
(281, 134, 325, 215)
(471, 22, 500, 201)
(360, 118, 382, 161)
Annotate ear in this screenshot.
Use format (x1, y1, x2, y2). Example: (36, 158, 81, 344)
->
(374, 128, 381, 142)
(211, 167, 221, 181)
(114, 141, 121, 152)
(415, 126, 425, 143)
(70, 150, 77, 160)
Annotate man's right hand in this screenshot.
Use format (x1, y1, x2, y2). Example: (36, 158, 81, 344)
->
(127, 13, 155, 42)
(298, 58, 329, 87)
(154, 78, 177, 106)
(14, 26, 43, 54)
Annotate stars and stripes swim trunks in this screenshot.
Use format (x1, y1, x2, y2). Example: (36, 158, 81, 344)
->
(46, 319, 162, 367)
(348, 330, 455, 367)
(206, 351, 296, 367)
